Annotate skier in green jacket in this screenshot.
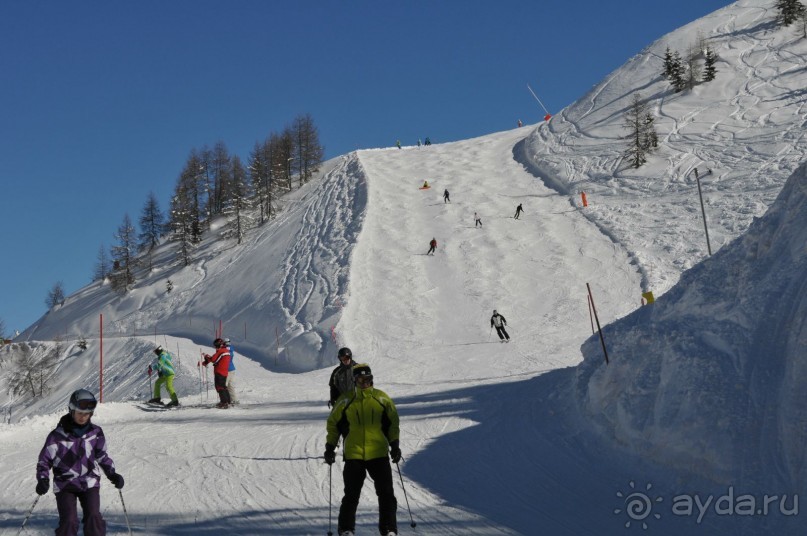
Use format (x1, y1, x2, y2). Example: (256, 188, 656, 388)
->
(325, 363, 401, 536)
(148, 346, 180, 407)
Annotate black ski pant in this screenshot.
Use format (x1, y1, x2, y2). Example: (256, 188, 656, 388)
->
(339, 457, 397, 535)
(214, 373, 231, 405)
(495, 326, 510, 340)
(427, 246, 436, 255)
(55, 487, 106, 536)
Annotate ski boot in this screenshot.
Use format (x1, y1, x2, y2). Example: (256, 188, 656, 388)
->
(166, 395, 180, 408)
(147, 397, 164, 405)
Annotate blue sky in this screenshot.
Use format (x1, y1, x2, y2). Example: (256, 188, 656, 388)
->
(0, 0, 730, 334)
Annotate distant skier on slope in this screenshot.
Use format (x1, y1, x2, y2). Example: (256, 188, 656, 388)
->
(149, 345, 180, 407)
(328, 347, 356, 409)
(325, 364, 401, 536)
(225, 338, 238, 405)
(427, 237, 437, 256)
(491, 309, 511, 342)
(443, 189, 451, 203)
(202, 338, 232, 409)
(514, 203, 524, 220)
(474, 212, 482, 227)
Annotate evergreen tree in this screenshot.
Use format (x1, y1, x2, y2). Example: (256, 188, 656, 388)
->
(0, 317, 6, 340)
(662, 46, 676, 80)
(624, 93, 656, 169)
(110, 214, 137, 292)
(138, 191, 165, 271)
(703, 46, 718, 82)
(669, 51, 686, 92)
(45, 281, 66, 309)
(776, 0, 806, 26)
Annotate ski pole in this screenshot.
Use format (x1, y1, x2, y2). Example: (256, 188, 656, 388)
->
(119, 489, 132, 535)
(327, 463, 333, 536)
(489, 326, 493, 341)
(17, 495, 40, 536)
(395, 460, 417, 528)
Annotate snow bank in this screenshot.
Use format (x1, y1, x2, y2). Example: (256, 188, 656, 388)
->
(576, 160, 807, 490)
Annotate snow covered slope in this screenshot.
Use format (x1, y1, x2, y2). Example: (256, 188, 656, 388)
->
(577, 161, 807, 493)
(523, 0, 807, 295)
(2, 1, 807, 534)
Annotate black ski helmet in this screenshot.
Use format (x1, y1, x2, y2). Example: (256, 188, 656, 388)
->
(338, 347, 353, 360)
(213, 338, 224, 348)
(154, 345, 163, 356)
(68, 389, 97, 413)
(352, 363, 372, 379)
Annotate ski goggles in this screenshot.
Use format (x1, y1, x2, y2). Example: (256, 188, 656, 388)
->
(74, 400, 97, 412)
(355, 376, 373, 386)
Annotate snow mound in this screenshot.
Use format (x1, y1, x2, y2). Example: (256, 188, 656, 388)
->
(576, 160, 807, 489)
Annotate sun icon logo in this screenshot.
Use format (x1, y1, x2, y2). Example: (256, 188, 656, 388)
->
(614, 481, 663, 529)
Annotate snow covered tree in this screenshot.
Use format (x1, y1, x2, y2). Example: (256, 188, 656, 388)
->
(249, 140, 274, 225)
(169, 185, 194, 267)
(138, 191, 166, 271)
(45, 281, 65, 309)
(223, 155, 254, 244)
(110, 213, 137, 292)
(6, 341, 61, 399)
(703, 45, 718, 82)
(684, 46, 702, 90)
(292, 113, 324, 186)
(93, 244, 110, 281)
(208, 142, 232, 217)
(623, 93, 657, 168)
(797, 7, 807, 38)
(776, 0, 806, 26)
(0, 317, 6, 341)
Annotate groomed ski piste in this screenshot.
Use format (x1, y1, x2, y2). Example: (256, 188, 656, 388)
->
(2, 1, 807, 534)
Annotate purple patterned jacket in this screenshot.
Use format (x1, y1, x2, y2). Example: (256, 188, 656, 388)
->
(36, 414, 117, 493)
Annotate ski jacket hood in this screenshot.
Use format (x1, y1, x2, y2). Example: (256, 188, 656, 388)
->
(36, 414, 117, 493)
(327, 387, 399, 461)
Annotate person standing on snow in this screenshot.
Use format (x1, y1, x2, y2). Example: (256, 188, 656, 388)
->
(396, 140, 401, 149)
(149, 346, 180, 407)
(329, 347, 356, 408)
(474, 212, 482, 227)
(202, 338, 232, 408)
(325, 364, 401, 536)
(225, 338, 238, 405)
(514, 203, 524, 220)
(490, 309, 511, 342)
(36, 389, 125, 536)
(443, 189, 451, 203)
(427, 237, 437, 256)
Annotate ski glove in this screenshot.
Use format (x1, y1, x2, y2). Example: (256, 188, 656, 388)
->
(36, 478, 49, 496)
(389, 440, 402, 464)
(108, 473, 125, 489)
(324, 443, 336, 465)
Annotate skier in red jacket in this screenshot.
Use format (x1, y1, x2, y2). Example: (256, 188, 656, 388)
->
(427, 238, 437, 256)
(203, 338, 232, 408)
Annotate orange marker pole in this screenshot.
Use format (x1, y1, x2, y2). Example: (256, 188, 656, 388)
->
(581, 191, 588, 207)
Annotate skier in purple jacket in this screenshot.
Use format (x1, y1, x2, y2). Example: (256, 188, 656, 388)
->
(36, 389, 124, 536)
